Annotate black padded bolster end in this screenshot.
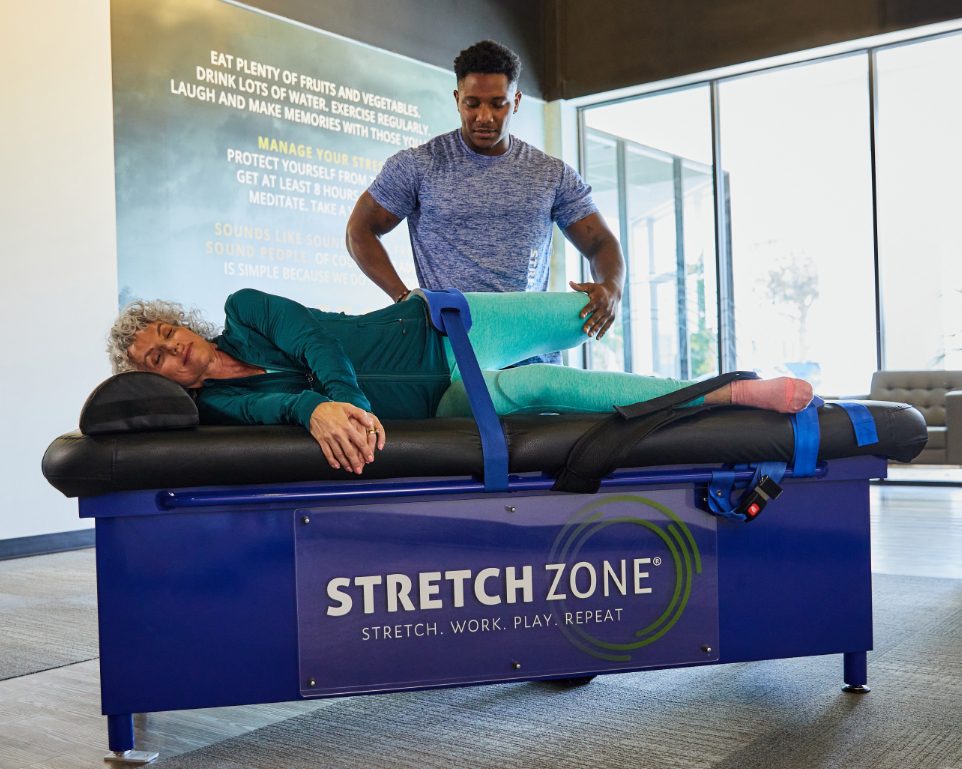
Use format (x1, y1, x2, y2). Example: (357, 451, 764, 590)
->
(79, 372, 198, 435)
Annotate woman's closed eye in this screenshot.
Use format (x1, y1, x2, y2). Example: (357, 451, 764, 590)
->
(148, 325, 174, 366)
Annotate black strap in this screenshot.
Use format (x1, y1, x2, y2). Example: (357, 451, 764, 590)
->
(552, 371, 759, 493)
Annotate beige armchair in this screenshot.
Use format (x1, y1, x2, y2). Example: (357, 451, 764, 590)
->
(869, 370, 962, 464)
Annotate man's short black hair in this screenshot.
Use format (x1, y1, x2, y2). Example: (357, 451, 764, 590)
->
(453, 40, 521, 86)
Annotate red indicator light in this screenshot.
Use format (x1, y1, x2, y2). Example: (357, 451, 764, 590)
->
(747, 503, 760, 516)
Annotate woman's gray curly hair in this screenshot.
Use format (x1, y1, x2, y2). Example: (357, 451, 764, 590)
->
(107, 299, 221, 374)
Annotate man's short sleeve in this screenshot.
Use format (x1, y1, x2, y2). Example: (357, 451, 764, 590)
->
(368, 149, 420, 220)
(551, 163, 599, 230)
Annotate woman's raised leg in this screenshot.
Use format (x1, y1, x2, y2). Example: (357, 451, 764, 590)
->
(443, 292, 589, 376)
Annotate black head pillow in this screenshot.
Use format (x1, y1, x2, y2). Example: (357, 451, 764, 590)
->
(79, 372, 199, 435)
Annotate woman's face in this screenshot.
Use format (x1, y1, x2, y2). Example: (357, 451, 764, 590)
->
(127, 321, 216, 388)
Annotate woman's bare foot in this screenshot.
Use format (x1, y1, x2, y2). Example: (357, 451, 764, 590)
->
(730, 377, 814, 414)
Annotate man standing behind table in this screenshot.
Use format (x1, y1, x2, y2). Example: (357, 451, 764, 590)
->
(346, 39, 625, 362)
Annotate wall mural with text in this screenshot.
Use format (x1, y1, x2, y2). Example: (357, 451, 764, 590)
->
(111, 0, 543, 318)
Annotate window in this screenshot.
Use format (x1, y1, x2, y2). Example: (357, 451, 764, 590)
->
(583, 87, 717, 380)
(721, 55, 876, 395)
(876, 34, 962, 369)
(581, 31, 962, 393)
(581, 130, 624, 372)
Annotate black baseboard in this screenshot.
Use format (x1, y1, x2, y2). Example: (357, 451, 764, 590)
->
(0, 529, 95, 561)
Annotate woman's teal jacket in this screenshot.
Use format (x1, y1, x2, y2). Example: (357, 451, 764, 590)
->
(196, 288, 450, 427)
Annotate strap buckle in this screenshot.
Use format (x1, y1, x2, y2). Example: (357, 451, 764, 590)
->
(734, 475, 783, 522)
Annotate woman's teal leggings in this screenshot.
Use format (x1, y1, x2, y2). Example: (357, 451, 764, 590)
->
(436, 292, 699, 417)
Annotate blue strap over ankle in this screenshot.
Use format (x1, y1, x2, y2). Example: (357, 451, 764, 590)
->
(706, 396, 825, 522)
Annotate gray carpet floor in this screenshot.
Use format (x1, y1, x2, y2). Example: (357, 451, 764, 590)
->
(155, 574, 962, 769)
(0, 549, 99, 680)
(1, 549, 957, 767)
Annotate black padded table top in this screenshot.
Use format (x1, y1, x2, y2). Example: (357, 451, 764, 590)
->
(43, 401, 926, 498)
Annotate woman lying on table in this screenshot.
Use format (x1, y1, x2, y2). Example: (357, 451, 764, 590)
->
(108, 288, 813, 475)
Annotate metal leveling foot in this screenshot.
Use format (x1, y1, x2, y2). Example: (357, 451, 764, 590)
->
(104, 749, 159, 765)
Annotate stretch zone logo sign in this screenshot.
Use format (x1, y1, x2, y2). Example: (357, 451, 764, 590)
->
(322, 494, 704, 662)
(550, 494, 704, 662)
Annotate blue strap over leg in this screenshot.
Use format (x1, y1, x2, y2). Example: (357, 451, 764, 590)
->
(416, 289, 509, 492)
(419, 288, 473, 335)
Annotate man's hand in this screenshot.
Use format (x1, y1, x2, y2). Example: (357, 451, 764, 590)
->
(568, 279, 622, 339)
(563, 212, 625, 340)
(309, 401, 385, 474)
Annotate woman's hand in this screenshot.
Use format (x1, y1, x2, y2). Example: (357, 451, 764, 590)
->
(354, 410, 386, 458)
(309, 402, 385, 474)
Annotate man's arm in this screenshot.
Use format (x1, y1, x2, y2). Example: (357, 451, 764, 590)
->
(345, 191, 409, 301)
(563, 212, 625, 339)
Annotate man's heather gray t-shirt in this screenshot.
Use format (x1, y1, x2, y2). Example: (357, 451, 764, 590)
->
(368, 130, 598, 294)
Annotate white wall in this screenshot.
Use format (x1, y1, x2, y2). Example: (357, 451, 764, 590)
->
(0, 1, 116, 539)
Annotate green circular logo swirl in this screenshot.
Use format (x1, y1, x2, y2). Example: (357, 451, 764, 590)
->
(548, 494, 702, 662)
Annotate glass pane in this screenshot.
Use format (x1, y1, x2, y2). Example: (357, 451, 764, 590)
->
(876, 33, 962, 370)
(625, 147, 677, 376)
(583, 87, 717, 379)
(720, 56, 875, 395)
(582, 131, 625, 372)
(681, 161, 718, 378)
